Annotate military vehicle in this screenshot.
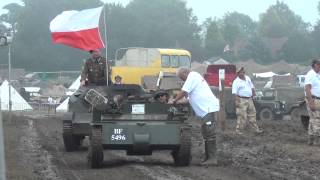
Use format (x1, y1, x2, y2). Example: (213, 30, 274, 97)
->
(84, 84, 192, 168)
(210, 86, 285, 121)
(62, 86, 98, 151)
(62, 79, 192, 167)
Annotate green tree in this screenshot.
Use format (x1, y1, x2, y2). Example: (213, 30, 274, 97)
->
(280, 32, 317, 64)
(222, 12, 256, 45)
(124, 0, 202, 58)
(203, 18, 225, 58)
(239, 35, 273, 64)
(258, 1, 308, 38)
(9, 0, 102, 71)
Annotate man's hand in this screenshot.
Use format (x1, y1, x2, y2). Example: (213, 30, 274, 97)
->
(168, 98, 176, 105)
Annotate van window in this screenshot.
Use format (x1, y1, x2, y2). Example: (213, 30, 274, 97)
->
(161, 55, 170, 67)
(171, 55, 179, 67)
(179, 55, 191, 67)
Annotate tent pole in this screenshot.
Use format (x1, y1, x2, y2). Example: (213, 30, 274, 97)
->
(8, 44, 12, 121)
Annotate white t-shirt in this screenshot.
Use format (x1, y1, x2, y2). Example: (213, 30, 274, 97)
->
(232, 75, 254, 97)
(182, 71, 220, 118)
(305, 69, 320, 97)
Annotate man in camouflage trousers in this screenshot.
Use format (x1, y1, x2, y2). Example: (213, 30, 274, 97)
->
(232, 67, 262, 134)
(304, 59, 320, 146)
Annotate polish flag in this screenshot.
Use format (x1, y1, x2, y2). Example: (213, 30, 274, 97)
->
(49, 7, 104, 51)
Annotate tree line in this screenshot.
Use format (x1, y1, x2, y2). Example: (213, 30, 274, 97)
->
(0, 0, 319, 71)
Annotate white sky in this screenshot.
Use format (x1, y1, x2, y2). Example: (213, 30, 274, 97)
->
(0, 0, 319, 25)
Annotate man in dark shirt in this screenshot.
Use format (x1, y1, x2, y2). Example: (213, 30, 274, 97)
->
(81, 49, 111, 86)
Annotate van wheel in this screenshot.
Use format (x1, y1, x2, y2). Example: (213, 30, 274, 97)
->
(258, 108, 274, 121)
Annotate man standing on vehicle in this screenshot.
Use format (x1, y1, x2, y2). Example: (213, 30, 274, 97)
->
(232, 67, 262, 135)
(80, 49, 111, 86)
(170, 67, 220, 166)
(304, 59, 320, 146)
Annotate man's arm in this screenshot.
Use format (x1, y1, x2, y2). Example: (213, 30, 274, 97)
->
(305, 84, 315, 111)
(171, 90, 187, 104)
(252, 88, 256, 97)
(233, 94, 240, 107)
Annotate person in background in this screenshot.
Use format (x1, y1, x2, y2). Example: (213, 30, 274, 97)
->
(114, 75, 122, 85)
(170, 67, 220, 166)
(154, 91, 169, 103)
(304, 58, 320, 146)
(80, 49, 111, 86)
(232, 67, 263, 135)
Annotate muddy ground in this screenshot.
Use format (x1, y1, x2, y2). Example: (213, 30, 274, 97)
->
(3, 112, 320, 180)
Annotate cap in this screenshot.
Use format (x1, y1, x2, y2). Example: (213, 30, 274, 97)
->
(89, 49, 100, 54)
(237, 66, 244, 73)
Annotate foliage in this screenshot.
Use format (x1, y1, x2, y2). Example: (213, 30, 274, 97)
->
(238, 35, 273, 64)
(203, 18, 225, 58)
(258, 1, 308, 38)
(279, 32, 317, 64)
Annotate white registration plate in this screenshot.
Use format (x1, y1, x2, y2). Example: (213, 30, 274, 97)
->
(131, 104, 145, 114)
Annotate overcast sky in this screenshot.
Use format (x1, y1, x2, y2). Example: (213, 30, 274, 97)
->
(1, 0, 319, 25)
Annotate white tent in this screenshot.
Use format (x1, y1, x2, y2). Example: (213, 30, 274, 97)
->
(253, 71, 278, 78)
(56, 75, 81, 112)
(0, 80, 33, 111)
(68, 75, 81, 91)
(56, 97, 69, 112)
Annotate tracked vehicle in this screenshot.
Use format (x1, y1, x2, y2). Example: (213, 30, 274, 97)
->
(62, 83, 192, 167)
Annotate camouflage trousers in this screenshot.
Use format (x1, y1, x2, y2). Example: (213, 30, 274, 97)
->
(306, 98, 320, 136)
(235, 97, 260, 132)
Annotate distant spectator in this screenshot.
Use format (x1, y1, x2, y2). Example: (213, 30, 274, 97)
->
(114, 75, 122, 85)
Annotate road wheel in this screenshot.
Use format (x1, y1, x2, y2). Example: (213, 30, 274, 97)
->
(290, 108, 301, 121)
(172, 124, 192, 166)
(62, 121, 80, 151)
(258, 108, 274, 121)
(88, 126, 104, 168)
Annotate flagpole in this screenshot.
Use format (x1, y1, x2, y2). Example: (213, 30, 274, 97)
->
(103, 4, 109, 86)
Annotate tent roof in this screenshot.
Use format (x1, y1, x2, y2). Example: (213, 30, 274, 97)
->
(56, 97, 69, 112)
(253, 71, 278, 78)
(68, 75, 80, 91)
(213, 58, 229, 65)
(0, 80, 32, 111)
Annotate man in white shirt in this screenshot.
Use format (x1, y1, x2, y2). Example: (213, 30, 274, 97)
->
(304, 59, 320, 145)
(171, 67, 220, 166)
(232, 67, 262, 134)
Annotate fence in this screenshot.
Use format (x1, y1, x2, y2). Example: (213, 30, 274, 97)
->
(0, 102, 60, 114)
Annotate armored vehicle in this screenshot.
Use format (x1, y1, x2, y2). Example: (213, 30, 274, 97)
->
(85, 84, 192, 168)
(62, 83, 192, 167)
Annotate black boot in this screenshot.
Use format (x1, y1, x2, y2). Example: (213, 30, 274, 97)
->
(308, 135, 314, 146)
(201, 140, 218, 166)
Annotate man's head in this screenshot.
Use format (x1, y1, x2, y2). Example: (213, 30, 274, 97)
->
(311, 58, 320, 73)
(237, 66, 245, 78)
(114, 75, 122, 84)
(176, 67, 190, 81)
(89, 49, 102, 59)
(154, 91, 169, 103)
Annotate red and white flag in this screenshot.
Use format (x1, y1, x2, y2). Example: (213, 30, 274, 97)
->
(49, 7, 104, 51)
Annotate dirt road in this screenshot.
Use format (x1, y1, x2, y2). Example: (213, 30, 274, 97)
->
(4, 112, 320, 180)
